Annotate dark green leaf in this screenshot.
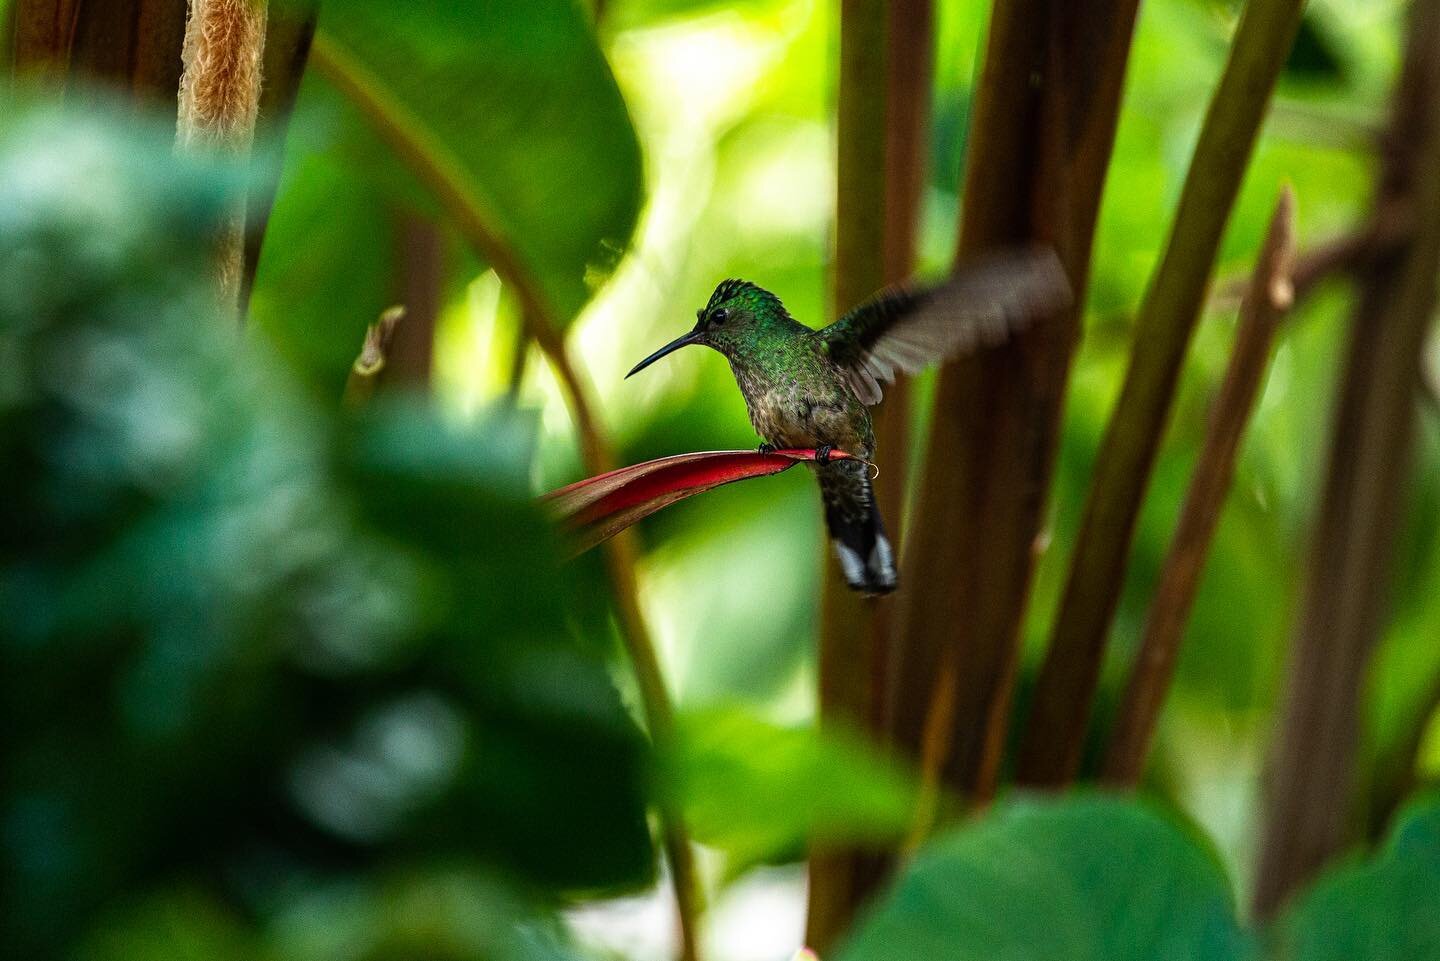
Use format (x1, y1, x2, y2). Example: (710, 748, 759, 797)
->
(1278, 793, 1440, 961)
(837, 795, 1253, 961)
(665, 705, 919, 871)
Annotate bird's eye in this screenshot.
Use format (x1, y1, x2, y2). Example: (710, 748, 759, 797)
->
(711, 308, 729, 325)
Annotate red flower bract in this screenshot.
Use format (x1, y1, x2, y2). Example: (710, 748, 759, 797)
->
(544, 448, 858, 553)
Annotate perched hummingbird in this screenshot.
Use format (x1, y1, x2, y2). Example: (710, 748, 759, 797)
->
(626, 250, 1069, 595)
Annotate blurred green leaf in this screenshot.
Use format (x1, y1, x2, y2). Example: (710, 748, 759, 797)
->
(254, 0, 642, 393)
(268, 870, 588, 961)
(319, 0, 643, 318)
(836, 795, 1252, 961)
(1278, 793, 1440, 961)
(78, 891, 261, 961)
(665, 705, 919, 871)
(0, 102, 651, 957)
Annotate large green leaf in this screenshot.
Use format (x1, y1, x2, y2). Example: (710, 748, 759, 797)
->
(837, 795, 1253, 961)
(1278, 793, 1440, 961)
(253, 0, 642, 393)
(664, 705, 920, 872)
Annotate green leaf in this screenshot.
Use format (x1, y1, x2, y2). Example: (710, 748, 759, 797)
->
(836, 795, 1253, 961)
(254, 0, 642, 392)
(665, 705, 920, 871)
(1278, 793, 1440, 961)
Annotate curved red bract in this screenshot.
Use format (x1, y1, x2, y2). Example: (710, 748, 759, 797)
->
(544, 448, 857, 553)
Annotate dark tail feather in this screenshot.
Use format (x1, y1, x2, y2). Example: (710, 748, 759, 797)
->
(819, 461, 897, 595)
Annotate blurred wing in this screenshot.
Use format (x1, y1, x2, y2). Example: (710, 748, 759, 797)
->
(820, 248, 1070, 405)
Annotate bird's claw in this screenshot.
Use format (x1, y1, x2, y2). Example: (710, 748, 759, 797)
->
(757, 443, 776, 456)
(815, 444, 834, 464)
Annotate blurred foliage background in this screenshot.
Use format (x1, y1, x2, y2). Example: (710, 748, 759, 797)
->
(3, 0, 1440, 959)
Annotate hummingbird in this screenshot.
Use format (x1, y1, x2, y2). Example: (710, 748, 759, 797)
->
(626, 250, 1069, 595)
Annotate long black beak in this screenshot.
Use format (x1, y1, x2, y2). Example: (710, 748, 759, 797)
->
(626, 328, 704, 379)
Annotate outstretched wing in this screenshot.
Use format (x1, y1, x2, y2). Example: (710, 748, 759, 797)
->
(819, 248, 1070, 405)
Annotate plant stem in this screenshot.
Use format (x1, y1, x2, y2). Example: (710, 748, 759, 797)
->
(1015, 0, 1306, 788)
(10, 0, 189, 101)
(1102, 186, 1296, 787)
(1253, 0, 1440, 917)
(343, 305, 406, 408)
(176, 0, 269, 310)
(807, 0, 902, 947)
(888, 0, 1140, 811)
(385, 211, 444, 386)
(308, 32, 703, 960)
(1210, 198, 1412, 312)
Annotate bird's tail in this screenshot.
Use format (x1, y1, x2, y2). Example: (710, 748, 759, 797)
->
(818, 459, 897, 595)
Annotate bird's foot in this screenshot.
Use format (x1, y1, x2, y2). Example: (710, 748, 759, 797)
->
(757, 443, 776, 456)
(814, 444, 834, 464)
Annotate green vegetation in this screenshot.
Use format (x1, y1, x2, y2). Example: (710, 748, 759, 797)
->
(3, 1, 1439, 960)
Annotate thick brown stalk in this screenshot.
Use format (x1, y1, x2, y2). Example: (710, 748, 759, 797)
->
(814, 0, 886, 730)
(307, 33, 702, 960)
(11, 0, 189, 104)
(10, 0, 81, 78)
(385, 212, 444, 386)
(1015, 0, 1306, 788)
(176, 0, 269, 310)
(1253, 0, 1440, 918)
(807, 0, 884, 943)
(807, 0, 930, 948)
(872, 0, 931, 640)
(887, 0, 1141, 812)
(1102, 187, 1296, 787)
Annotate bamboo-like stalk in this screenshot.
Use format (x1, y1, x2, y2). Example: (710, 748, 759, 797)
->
(1102, 187, 1296, 787)
(1016, 0, 1307, 788)
(11, 0, 190, 104)
(386, 212, 444, 386)
(175, 0, 269, 310)
(10, 0, 81, 78)
(1253, 0, 1440, 917)
(872, 0, 931, 680)
(307, 32, 703, 961)
(887, 0, 1141, 813)
(807, 0, 912, 948)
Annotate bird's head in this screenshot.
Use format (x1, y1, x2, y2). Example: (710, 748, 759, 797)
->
(626, 279, 789, 377)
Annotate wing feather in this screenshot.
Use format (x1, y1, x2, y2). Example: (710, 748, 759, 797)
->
(820, 248, 1070, 405)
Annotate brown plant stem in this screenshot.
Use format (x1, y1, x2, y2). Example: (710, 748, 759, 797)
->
(888, 0, 1141, 813)
(308, 32, 702, 961)
(10, 0, 189, 105)
(1211, 198, 1413, 312)
(1102, 187, 1296, 787)
(343, 305, 405, 409)
(1015, 0, 1306, 788)
(1253, 0, 1440, 918)
(505, 329, 531, 405)
(386, 212, 444, 386)
(807, 0, 930, 948)
(9, 0, 80, 78)
(175, 0, 269, 311)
